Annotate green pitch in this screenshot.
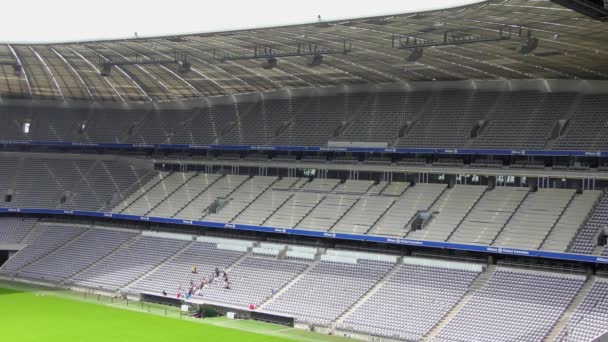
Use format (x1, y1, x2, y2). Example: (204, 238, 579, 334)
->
(0, 283, 349, 342)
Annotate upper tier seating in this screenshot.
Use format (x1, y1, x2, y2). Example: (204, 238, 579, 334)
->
(397, 92, 496, 148)
(335, 92, 429, 143)
(273, 95, 366, 146)
(219, 100, 295, 145)
(1, 91, 600, 150)
(553, 95, 608, 151)
(470, 93, 575, 149)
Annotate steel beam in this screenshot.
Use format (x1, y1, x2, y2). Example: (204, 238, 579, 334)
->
(392, 27, 512, 49)
(99, 51, 191, 76)
(213, 39, 352, 62)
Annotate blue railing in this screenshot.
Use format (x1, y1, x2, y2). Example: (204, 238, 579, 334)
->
(2, 207, 607, 265)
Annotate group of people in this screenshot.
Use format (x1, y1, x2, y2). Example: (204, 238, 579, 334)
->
(164, 265, 232, 300)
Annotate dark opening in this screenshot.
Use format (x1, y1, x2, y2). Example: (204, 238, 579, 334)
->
(4, 194, 12, 203)
(0, 251, 8, 267)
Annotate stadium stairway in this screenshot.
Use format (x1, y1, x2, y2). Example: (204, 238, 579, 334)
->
(260, 193, 297, 226)
(170, 174, 226, 218)
(258, 259, 321, 310)
(102, 169, 159, 211)
(545, 275, 596, 341)
(327, 198, 362, 232)
(362, 199, 400, 235)
(16, 220, 44, 245)
(232, 178, 301, 225)
(224, 245, 255, 273)
(63, 232, 141, 287)
(444, 187, 490, 242)
(407, 185, 488, 242)
(330, 257, 403, 330)
(199, 175, 259, 221)
(537, 191, 577, 250)
(143, 173, 198, 216)
(116, 173, 167, 214)
(543, 95, 584, 151)
(292, 195, 330, 228)
(489, 189, 532, 245)
(424, 265, 496, 341)
(228, 177, 281, 223)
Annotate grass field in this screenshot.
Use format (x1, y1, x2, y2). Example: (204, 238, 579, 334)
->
(0, 281, 349, 342)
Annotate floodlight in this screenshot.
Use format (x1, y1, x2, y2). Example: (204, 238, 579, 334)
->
(13, 63, 22, 77)
(309, 54, 323, 67)
(262, 57, 277, 69)
(100, 64, 112, 77)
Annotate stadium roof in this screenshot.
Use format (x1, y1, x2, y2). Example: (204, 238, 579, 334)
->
(0, 0, 606, 102)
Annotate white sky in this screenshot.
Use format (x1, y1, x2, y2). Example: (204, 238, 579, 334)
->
(0, 0, 481, 44)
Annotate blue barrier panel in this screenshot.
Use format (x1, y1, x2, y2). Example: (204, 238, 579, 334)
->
(5, 140, 605, 157)
(2, 206, 607, 264)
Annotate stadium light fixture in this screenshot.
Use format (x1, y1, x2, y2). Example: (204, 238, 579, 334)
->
(392, 27, 512, 50)
(100, 64, 112, 77)
(519, 29, 539, 54)
(261, 57, 277, 69)
(0, 61, 22, 76)
(178, 60, 191, 73)
(309, 54, 323, 67)
(13, 63, 22, 76)
(406, 47, 423, 62)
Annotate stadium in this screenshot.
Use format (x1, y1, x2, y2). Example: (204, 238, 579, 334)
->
(0, 0, 607, 340)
